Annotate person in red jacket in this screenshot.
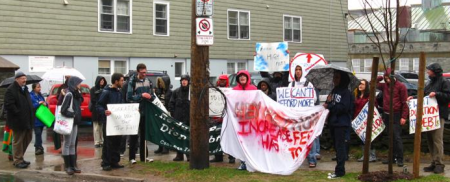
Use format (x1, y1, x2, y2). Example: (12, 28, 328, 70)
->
(377, 68, 408, 167)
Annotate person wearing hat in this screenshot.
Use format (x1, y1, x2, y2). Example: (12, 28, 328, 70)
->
(4, 71, 35, 168)
(169, 74, 191, 162)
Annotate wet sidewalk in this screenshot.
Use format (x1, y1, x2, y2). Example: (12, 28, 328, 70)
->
(1, 126, 449, 181)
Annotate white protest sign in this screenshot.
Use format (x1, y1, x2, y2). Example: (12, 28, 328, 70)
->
(276, 87, 316, 108)
(351, 102, 385, 142)
(196, 18, 214, 46)
(152, 96, 170, 116)
(254, 42, 289, 71)
(29, 56, 54, 72)
(408, 96, 441, 134)
(209, 88, 231, 117)
(289, 53, 327, 82)
(106, 104, 140, 136)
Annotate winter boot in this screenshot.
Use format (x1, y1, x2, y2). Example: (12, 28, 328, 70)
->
(210, 154, 224, 162)
(173, 152, 184, 161)
(70, 155, 81, 173)
(63, 155, 74, 175)
(423, 163, 435, 172)
(369, 149, 377, 162)
(434, 164, 445, 174)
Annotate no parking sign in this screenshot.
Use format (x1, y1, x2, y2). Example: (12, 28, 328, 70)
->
(196, 18, 214, 46)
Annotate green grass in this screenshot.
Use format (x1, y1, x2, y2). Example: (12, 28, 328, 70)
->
(135, 161, 449, 182)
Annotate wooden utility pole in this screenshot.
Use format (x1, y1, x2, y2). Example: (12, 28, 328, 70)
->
(413, 52, 426, 178)
(388, 59, 396, 175)
(189, 0, 210, 169)
(362, 57, 379, 174)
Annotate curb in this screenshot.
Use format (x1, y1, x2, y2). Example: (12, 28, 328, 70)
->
(0, 170, 145, 182)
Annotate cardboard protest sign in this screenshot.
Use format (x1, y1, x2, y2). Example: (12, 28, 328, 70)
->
(408, 96, 441, 134)
(106, 104, 140, 136)
(254, 42, 290, 71)
(289, 53, 327, 82)
(276, 87, 316, 108)
(209, 88, 231, 117)
(351, 102, 385, 142)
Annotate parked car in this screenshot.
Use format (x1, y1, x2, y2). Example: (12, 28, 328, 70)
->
(124, 70, 170, 89)
(46, 83, 92, 120)
(355, 72, 417, 96)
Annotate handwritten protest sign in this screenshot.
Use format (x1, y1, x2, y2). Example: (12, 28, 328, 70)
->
(152, 96, 170, 116)
(351, 102, 385, 142)
(276, 87, 316, 108)
(408, 96, 441, 134)
(106, 104, 140, 136)
(209, 88, 231, 117)
(289, 53, 327, 82)
(254, 42, 290, 71)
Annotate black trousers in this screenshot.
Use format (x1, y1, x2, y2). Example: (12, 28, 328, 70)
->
(101, 123, 122, 167)
(382, 113, 403, 162)
(129, 116, 148, 161)
(331, 126, 348, 177)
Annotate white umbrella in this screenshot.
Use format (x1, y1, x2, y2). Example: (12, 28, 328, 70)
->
(42, 67, 86, 82)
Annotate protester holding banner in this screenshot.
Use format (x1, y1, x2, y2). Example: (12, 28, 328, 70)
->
(354, 79, 378, 162)
(97, 73, 126, 171)
(377, 68, 408, 167)
(169, 74, 191, 162)
(60, 76, 83, 175)
(323, 70, 354, 179)
(154, 76, 172, 155)
(232, 70, 257, 170)
(30, 83, 47, 155)
(257, 78, 276, 101)
(90, 76, 107, 148)
(126, 63, 155, 164)
(407, 63, 450, 174)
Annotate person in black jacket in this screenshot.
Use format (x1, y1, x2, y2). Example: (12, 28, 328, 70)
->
(169, 74, 190, 161)
(154, 76, 172, 154)
(4, 71, 35, 169)
(257, 78, 276, 101)
(97, 73, 126, 171)
(323, 70, 354, 179)
(90, 76, 107, 148)
(408, 63, 450, 174)
(60, 76, 84, 175)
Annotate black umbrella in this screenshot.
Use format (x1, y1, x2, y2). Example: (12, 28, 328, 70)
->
(0, 75, 43, 88)
(305, 64, 359, 91)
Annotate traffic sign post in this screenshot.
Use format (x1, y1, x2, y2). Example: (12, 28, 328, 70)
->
(196, 18, 214, 46)
(196, 0, 213, 16)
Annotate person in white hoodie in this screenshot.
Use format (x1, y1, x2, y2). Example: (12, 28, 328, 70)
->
(288, 65, 321, 167)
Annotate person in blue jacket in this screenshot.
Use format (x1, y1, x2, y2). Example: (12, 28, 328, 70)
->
(30, 83, 47, 155)
(323, 70, 354, 179)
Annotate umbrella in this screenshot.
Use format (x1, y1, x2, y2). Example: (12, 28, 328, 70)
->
(0, 75, 43, 88)
(305, 64, 359, 91)
(42, 67, 85, 82)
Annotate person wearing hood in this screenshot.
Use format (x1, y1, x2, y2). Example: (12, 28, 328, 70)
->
(60, 76, 84, 175)
(376, 68, 408, 167)
(232, 70, 257, 170)
(97, 73, 126, 171)
(408, 63, 450, 174)
(90, 76, 107, 148)
(257, 78, 276, 101)
(270, 71, 284, 90)
(4, 72, 35, 169)
(324, 70, 354, 179)
(154, 76, 172, 155)
(57, 75, 71, 105)
(216, 74, 230, 88)
(169, 74, 191, 161)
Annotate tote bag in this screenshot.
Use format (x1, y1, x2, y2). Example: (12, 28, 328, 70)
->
(54, 94, 74, 135)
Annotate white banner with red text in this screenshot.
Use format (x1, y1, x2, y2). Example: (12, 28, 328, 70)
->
(408, 96, 441, 134)
(221, 90, 329, 175)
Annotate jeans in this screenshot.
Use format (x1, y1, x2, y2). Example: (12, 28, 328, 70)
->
(307, 138, 320, 164)
(34, 127, 44, 149)
(62, 125, 78, 155)
(382, 113, 403, 162)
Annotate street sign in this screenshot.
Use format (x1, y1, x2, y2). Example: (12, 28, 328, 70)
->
(196, 0, 213, 16)
(196, 18, 214, 46)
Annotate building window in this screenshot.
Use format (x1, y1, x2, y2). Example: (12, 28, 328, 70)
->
(351, 59, 361, 73)
(99, 60, 111, 75)
(228, 10, 250, 40)
(399, 58, 409, 71)
(284, 15, 302, 43)
(99, 0, 132, 33)
(364, 59, 372, 72)
(98, 60, 128, 76)
(227, 62, 247, 74)
(413, 58, 419, 72)
(154, 1, 169, 36)
(175, 62, 184, 78)
(227, 63, 236, 74)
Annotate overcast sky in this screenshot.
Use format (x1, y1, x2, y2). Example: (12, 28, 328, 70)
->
(348, 0, 422, 10)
